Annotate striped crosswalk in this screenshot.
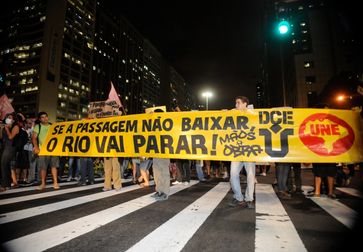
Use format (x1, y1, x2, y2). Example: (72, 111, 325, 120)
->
(0, 179, 361, 252)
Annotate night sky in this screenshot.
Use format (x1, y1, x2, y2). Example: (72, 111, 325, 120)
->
(104, 1, 264, 110)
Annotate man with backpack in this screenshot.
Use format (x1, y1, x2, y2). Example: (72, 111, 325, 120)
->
(32, 111, 60, 190)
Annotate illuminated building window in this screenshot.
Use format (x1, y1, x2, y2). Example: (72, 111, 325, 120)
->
(64, 52, 70, 59)
(92, 66, 96, 70)
(15, 52, 29, 59)
(87, 42, 93, 49)
(304, 61, 314, 68)
(33, 42, 42, 48)
(305, 76, 316, 84)
(300, 22, 306, 27)
(126, 79, 129, 83)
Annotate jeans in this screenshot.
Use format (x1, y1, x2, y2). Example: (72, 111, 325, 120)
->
(276, 163, 290, 192)
(68, 157, 80, 178)
(196, 164, 205, 181)
(175, 159, 191, 182)
(230, 161, 256, 202)
(79, 157, 94, 184)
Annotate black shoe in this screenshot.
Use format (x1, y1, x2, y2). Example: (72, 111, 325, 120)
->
(228, 199, 247, 208)
(277, 191, 291, 200)
(151, 192, 161, 198)
(295, 188, 304, 194)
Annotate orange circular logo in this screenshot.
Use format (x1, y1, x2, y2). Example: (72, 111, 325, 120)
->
(299, 113, 355, 156)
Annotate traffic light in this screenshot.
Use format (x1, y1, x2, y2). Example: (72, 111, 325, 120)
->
(277, 20, 290, 35)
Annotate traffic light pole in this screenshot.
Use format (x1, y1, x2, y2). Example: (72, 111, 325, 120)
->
(280, 42, 287, 107)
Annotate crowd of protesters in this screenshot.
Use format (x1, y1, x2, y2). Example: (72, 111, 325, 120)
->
(0, 99, 362, 210)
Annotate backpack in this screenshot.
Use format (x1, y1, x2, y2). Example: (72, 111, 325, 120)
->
(34, 122, 52, 146)
(13, 128, 29, 151)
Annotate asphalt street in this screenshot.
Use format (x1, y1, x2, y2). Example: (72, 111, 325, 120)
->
(0, 166, 362, 252)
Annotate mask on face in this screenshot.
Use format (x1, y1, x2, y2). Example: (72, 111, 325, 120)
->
(5, 118, 13, 125)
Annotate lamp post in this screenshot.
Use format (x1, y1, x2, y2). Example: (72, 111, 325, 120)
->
(277, 20, 290, 107)
(202, 91, 213, 110)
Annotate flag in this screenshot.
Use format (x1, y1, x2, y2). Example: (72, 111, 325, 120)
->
(106, 81, 123, 108)
(0, 94, 15, 120)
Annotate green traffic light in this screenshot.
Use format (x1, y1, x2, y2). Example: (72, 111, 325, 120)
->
(278, 20, 290, 35)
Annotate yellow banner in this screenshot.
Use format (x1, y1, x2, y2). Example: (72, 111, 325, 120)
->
(39, 109, 363, 163)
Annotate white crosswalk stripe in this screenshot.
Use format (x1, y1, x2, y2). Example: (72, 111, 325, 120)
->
(2, 181, 199, 252)
(302, 186, 358, 229)
(0, 178, 106, 195)
(255, 184, 307, 252)
(0, 181, 360, 252)
(127, 182, 230, 252)
(0, 181, 154, 224)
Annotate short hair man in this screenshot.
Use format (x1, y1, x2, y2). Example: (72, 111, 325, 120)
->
(32, 112, 60, 190)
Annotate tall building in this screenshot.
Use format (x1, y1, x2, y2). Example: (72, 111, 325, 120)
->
(0, 0, 96, 122)
(91, 9, 144, 115)
(0, 1, 195, 119)
(142, 40, 162, 111)
(263, 0, 363, 108)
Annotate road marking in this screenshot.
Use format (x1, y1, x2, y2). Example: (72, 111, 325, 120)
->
(2, 181, 199, 252)
(0, 179, 131, 206)
(336, 187, 363, 198)
(255, 183, 307, 252)
(127, 182, 230, 252)
(0, 181, 154, 224)
(0, 178, 106, 195)
(302, 186, 358, 229)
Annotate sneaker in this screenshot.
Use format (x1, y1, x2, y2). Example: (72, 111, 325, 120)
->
(246, 201, 255, 209)
(67, 177, 72, 182)
(260, 172, 266, 176)
(172, 181, 181, 185)
(151, 192, 161, 198)
(228, 199, 247, 207)
(183, 181, 190, 185)
(155, 192, 168, 201)
(222, 172, 229, 179)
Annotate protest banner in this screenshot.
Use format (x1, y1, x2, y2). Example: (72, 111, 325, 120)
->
(39, 108, 363, 163)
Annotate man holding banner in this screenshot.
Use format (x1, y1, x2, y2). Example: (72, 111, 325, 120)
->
(32, 112, 60, 190)
(228, 96, 256, 209)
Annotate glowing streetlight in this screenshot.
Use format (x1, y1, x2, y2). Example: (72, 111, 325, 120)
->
(336, 95, 345, 102)
(202, 91, 213, 110)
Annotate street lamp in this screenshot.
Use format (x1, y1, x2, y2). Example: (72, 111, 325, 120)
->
(202, 91, 213, 110)
(277, 20, 291, 107)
